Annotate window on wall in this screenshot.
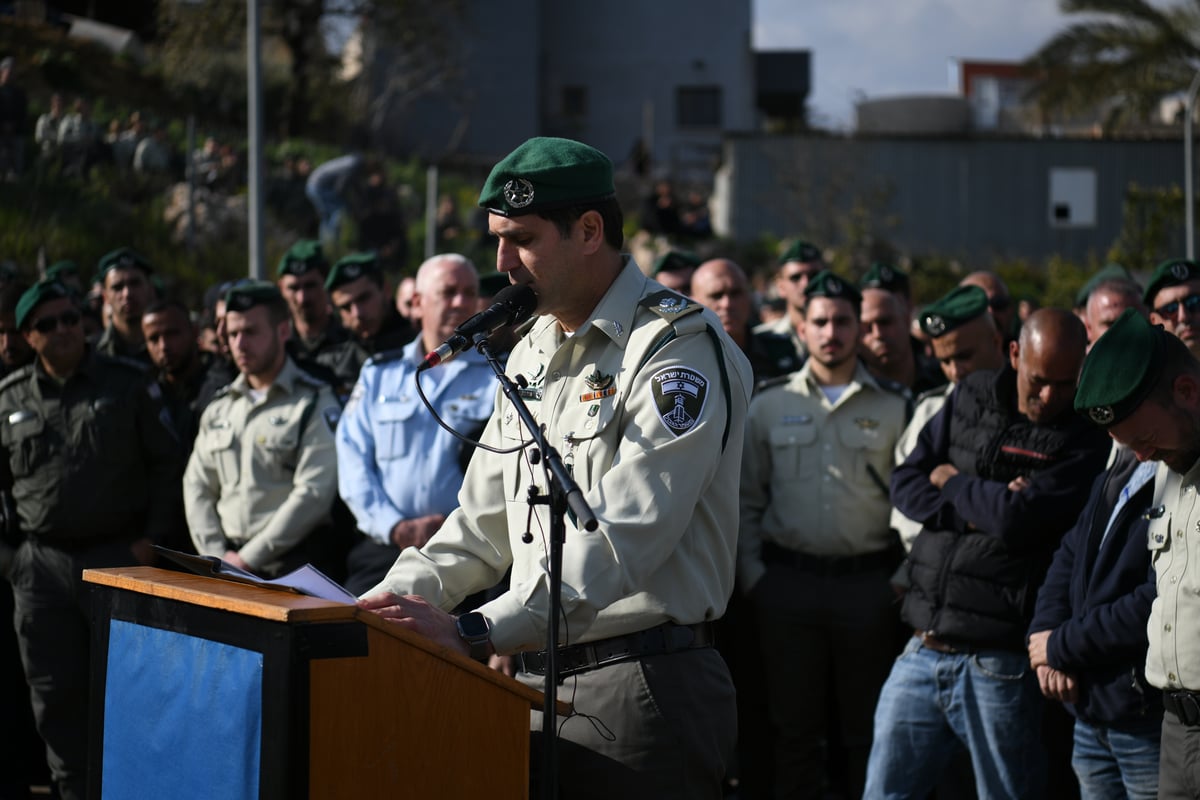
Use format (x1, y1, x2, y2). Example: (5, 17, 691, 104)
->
(1048, 167, 1097, 228)
(562, 86, 587, 119)
(677, 86, 722, 128)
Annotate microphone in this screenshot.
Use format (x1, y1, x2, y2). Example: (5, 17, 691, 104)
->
(419, 283, 537, 371)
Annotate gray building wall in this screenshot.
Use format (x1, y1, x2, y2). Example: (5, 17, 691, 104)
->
(716, 135, 1186, 263)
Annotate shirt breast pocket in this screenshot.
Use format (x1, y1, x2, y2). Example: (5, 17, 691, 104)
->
(768, 424, 818, 481)
(374, 397, 419, 461)
(199, 426, 238, 487)
(2, 411, 47, 478)
(558, 396, 619, 490)
(837, 420, 892, 487)
(257, 416, 302, 481)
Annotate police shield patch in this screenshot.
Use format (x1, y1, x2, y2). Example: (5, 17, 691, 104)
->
(650, 366, 709, 437)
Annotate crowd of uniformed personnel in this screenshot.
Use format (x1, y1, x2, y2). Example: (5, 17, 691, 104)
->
(5, 154, 1200, 798)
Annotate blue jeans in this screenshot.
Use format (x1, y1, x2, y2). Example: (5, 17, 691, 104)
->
(1071, 718, 1159, 800)
(305, 180, 345, 248)
(863, 635, 1045, 800)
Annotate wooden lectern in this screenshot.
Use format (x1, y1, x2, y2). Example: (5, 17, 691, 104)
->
(84, 566, 546, 799)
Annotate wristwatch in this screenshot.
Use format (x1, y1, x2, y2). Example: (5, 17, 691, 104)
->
(455, 611, 492, 661)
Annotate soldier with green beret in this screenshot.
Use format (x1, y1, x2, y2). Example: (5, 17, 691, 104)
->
(1073, 308, 1200, 795)
(359, 136, 754, 798)
(44, 259, 83, 295)
(859, 264, 943, 399)
(183, 280, 343, 582)
(1074, 262, 1132, 311)
(861, 261, 911, 308)
(755, 238, 824, 361)
(1081, 274, 1145, 348)
(325, 251, 414, 374)
(1145, 258, 1200, 359)
(741, 267, 909, 798)
(2, 277, 180, 800)
(276, 239, 360, 400)
(652, 249, 702, 296)
(92, 245, 155, 365)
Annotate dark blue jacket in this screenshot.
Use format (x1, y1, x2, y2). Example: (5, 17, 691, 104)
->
(1028, 447, 1160, 729)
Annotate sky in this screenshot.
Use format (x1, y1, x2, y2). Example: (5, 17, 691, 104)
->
(751, 0, 1079, 130)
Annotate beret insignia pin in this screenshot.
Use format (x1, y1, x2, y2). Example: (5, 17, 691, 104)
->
(1089, 405, 1115, 425)
(504, 178, 535, 208)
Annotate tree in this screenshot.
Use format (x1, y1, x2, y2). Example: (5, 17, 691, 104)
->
(1024, 0, 1200, 132)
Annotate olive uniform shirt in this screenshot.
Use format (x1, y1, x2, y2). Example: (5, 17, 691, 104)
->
(739, 359, 909, 591)
(368, 260, 754, 656)
(1146, 458, 1200, 691)
(183, 356, 341, 572)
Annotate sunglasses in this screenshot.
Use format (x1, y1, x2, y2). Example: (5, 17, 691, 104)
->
(785, 271, 821, 283)
(30, 309, 81, 334)
(1154, 294, 1200, 318)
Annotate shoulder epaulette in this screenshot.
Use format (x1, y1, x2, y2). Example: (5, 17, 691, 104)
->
(754, 373, 793, 393)
(0, 364, 33, 394)
(873, 374, 913, 401)
(364, 347, 405, 368)
(210, 382, 234, 401)
(640, 290, 704, 322)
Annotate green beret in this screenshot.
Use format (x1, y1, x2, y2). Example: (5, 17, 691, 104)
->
(223, 280, 283, 313)
(16, 279, 71, 329)
(653, 250, 702, 276)
(478, 271, 510, 298)
(45, 260, 78, 280)
(478, 137, 615, 217)
(96, 247, 153, 282)
(1075, 263, 1131, 307)
(1075, 308, 1176, 426)
(277, 240, 328, 278)
(919, 285, 990, 338)
(325, 252, 381, 291)
(779, 239, 822, 265)
(804, 270, 861, 305)
(1144, 258, 1200, 306)
(860, 262, 909, 295)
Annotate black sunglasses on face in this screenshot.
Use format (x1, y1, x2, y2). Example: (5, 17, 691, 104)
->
(785, 271, 820, 283)
(1155, 294, 1200, 318)
(31, 310, 81, 334)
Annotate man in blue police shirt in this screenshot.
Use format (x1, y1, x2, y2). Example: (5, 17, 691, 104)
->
(335, 254, 496, 595)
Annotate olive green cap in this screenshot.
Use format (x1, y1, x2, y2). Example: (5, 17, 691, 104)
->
(1075, 263, 1131, 307)
(919, 285, 990, 338)
(277, 239, 328, 278)
(325, 252, 381, 291)
(96, 247, 153, 282)
(223, 280, 283, 313)
(1144, 258, 1200, 306)
(653, 250, 702, 276)
(16, 279, 71, 329)
(1074, 308, 1176, 426)
(779, 239, 822, 265)
(804, 270, 861, 305)
(860, 262, 909, 295)
(478, 137, 615, 217)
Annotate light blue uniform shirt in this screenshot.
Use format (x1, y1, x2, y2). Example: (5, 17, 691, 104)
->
(335, 337, 496, 544)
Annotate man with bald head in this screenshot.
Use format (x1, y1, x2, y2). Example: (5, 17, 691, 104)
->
(1084, 278, 1146, 348)
(960, 269, 1016, 344)
(691, 258, 801, 387)
(865, 308, 1111, 799)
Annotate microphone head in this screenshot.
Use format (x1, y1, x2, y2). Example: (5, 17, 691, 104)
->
(493, 283, 538, 326)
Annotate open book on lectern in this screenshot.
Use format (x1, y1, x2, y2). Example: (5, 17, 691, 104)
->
(153, 545, 358, 604)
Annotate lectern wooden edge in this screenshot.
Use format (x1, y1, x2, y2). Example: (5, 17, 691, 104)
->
(84, 565, 559, 799)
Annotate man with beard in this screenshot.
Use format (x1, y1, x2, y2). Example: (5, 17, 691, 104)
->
(91, 247, 155, 364)
(277, 239, 359, 399)
(859, 262, 944, 396)
(740, 270, 909, 799)
(183, 282, 342, 579)
(325, 252, 414, 374)
(1073, 309, 1200, 797)
(754, 239, 825, 361)
(865, 309, 1111, 799)
(1145, 258, 1200, 360)
(335, 254, 494, 595)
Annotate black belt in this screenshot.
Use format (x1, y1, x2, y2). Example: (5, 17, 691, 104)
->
(1163, 690, 1200, 726)
(520, 621, 714, 681)
(915, 630, 970, 655)
(762, 542, 898, 576)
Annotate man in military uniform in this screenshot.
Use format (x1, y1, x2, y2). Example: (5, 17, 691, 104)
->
(2, 279, 178, 800)
(336, 253, 494, 595)
(359, 137, 753, 799)
(1145, 257, 1200, 359)
(651, 248, 701, 296)
(91, 246, 155, 364)
(325, 251, 415, 367)
(182, 282, 342, 579)
(960, 269, 1017, 344)
(740, 270, 909, 800)
(1073, 309, 1200, 798)
(859, 261, 944, 395)
(754, 238, 824, 359)
(690, 257, 801, 387)
(277, 239, 360, 399)
(1083, 276, 1146, 348)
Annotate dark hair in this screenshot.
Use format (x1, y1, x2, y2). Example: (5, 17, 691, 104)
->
(539, 197, 624, 251)
(1150, 333, 1200, 409)
(143, 298, 193, 322)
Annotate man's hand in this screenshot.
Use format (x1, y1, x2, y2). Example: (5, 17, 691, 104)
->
(930, 463, 960, 489)
(1028, 629, 1051, 668)
(1036, 664, 1078, 703)
(1008, 476, 1031, 493)
(223, 550, 251, 572)
(390, 514, 447, 550)
(357, 592, 471, 658)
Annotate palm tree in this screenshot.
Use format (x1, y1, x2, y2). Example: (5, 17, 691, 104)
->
(1024, 0, 1200, 132)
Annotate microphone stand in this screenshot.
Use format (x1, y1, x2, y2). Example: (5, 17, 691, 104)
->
(476, 333, 598, 800)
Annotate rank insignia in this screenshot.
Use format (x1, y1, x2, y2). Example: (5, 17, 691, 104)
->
(657, 296, 687, 313)
(650, 366, 709, 436)
(854, 417, 880, 430)
(585, 370, 614, 391)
